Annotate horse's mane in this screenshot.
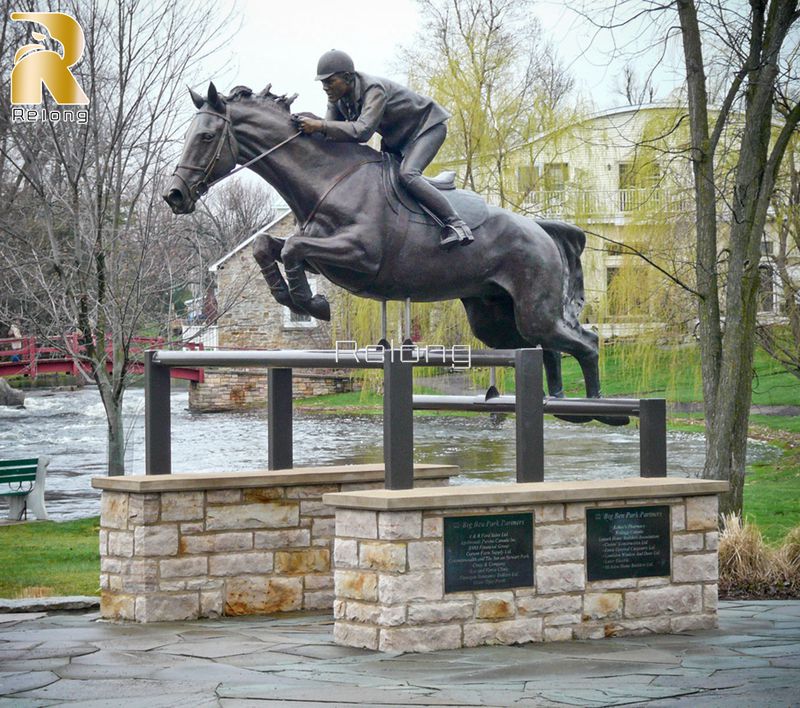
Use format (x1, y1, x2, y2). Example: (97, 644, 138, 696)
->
(225, 85, 296, 114)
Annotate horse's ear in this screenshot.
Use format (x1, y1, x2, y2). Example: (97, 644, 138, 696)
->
(280, 93, 299, 108)
(258, 83, 272, 98)
(188, 86, 204, 109)
(207, 82, 223, 110)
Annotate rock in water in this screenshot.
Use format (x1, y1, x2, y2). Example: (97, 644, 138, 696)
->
(0, 378, 25, 407)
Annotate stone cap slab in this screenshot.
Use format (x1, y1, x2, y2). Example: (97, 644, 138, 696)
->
(323, 477, 729, 510)
(92, 463, 458, 493)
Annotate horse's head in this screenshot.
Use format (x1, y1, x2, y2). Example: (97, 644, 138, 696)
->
(163, 82, 239, 214)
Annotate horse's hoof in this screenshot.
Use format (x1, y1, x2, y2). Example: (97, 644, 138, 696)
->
(272, 291, 309, 317)
(593, 415, 631, 426)
(554, 414, 591, 424)
(303, 295, 330, 321)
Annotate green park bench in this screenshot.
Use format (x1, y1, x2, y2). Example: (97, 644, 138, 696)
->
(0, 457, 49, 521)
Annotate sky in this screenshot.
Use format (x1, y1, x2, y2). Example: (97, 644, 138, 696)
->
(200, 0, 683, 117)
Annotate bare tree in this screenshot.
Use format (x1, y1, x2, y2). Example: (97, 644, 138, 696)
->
(0, 0, 230, 474)
(186, 179, 277, 289)
(615, 63, 656, 105)
(582, 0, 800, 514)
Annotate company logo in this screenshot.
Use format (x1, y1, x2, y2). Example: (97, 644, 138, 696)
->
(335, 340, 472, 369)
(9, 11, 89, 124)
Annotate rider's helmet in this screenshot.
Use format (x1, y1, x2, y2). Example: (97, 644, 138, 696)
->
(315, 49, 355, 80)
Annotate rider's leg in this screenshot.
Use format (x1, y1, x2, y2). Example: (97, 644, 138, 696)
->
(399, 125, 474, 248)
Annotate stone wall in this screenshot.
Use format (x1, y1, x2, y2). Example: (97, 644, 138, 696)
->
(93, 465, 456, 622)
(188, 369, 354, 412)
(324, 479, 725, 653)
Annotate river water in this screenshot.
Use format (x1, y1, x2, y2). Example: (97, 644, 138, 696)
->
(0, 387, 778, 520)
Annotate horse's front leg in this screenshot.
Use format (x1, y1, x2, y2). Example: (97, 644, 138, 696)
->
(280, 235, 331, 321)
(253, 233, 309, 317)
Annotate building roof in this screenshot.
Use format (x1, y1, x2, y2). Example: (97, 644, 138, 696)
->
(208, 208, 293, 272)
(523, 102, 686, 148)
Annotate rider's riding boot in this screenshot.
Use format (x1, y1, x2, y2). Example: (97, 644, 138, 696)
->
(285, 264, 331, 321)
(260, 263, 308, 317)
(440, 217, 474, 249)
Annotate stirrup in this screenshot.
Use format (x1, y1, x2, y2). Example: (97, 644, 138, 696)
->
(440, 220, 474, 249)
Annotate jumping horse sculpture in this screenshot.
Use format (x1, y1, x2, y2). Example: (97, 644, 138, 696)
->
(165, 83, 622, 424)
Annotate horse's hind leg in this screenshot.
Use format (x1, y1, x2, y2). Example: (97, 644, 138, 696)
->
(543, 347, 594, 424)
(462, 296, 562, 397)
(542, 349, 563, 397)
(253, 234, 309, 317)
(544, 323, 601, 398)
(543, 323, 629, 426)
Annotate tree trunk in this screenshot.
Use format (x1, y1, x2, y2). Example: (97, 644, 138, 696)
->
(96, 372, 126, 476)
(106, 395, 125, 476)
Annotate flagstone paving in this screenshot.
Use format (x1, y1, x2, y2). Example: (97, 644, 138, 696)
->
(0, 600, 798, 706)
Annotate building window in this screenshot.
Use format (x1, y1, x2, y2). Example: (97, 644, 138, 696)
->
(758, 264, 775, 313)
(283, 277, 319, 329)
(543, 162, 569, 192)
(618, 160, 662, 211)
(517, 165, 538, 195)
(606, 266, 620, 289)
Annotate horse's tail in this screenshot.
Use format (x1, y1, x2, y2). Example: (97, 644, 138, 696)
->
(535, 219, 586, 328)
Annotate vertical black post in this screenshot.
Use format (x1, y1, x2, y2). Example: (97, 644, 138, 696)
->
(515, 348, 544, 482)
(268, 368, 293, 470)
(145, 350, 171, 475)
(384, 351, 414, 489)
(640, 398, 667, 477)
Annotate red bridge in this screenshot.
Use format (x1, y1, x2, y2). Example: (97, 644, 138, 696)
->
(0, 334, 204, 382)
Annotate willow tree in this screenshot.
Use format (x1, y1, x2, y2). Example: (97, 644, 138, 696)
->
(400, 0, 574, 204)
(760, 138, 800, 380)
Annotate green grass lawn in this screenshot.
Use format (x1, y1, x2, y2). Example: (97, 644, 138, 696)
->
(744, 447, 800, 544)
(505, 344, 798, 406)
(0, 516, 100, 598)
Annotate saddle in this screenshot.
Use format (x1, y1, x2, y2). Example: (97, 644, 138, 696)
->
(381, 153, 489, 230)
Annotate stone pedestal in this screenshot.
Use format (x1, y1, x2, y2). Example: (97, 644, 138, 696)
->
(92, 464, 456, 622)
(323, 478, 727, 653)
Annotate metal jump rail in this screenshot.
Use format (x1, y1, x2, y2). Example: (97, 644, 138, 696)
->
(144, 348, 666, 488)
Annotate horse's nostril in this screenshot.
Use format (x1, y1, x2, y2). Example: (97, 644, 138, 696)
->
(165, 188, 184, 207)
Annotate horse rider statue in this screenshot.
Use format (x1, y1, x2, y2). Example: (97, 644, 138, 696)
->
(291, 49, 474, 250)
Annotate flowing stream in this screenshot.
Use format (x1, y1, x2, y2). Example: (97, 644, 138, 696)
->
(0, 386, 779, 520)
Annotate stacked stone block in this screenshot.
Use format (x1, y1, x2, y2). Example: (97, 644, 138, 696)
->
(329, 494, 720, 653)
(188, 369, 353, 412)
(96, 466, 454, 622)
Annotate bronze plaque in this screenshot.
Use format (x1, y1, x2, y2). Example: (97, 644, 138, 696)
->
(444, 513, 533, 593)
(586, 505, 671, 581)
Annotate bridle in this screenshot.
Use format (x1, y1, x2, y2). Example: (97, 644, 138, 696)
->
(172, 100, 377, 229)
(173, 105, 301, 202)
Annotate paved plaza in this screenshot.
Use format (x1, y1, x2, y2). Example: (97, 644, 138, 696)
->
(1, 600, 799, 706)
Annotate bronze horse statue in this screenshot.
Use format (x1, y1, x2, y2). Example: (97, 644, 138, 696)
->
(165, 83, 617, 422)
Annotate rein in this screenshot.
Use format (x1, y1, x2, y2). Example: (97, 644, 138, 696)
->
(211, 130, 302, 187)
(300, 156, 382, 231)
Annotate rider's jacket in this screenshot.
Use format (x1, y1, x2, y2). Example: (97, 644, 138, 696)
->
(323, 72, 450, 154)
